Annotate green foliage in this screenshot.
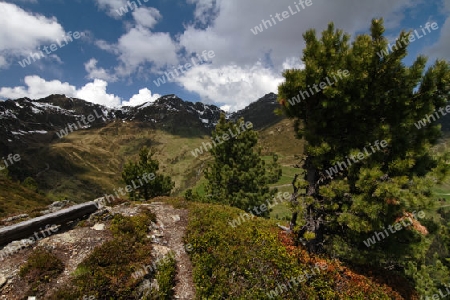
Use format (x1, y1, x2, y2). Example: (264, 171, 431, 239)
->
(20, 247, 64, 281)
(19, 247, 64, 297)
(110, 207, 156, 243)
(184, 188, 203, 202)
(122, 146, 175, 200)
(266, 153, 283, 183)
(278, 18, 450, 293)
(405, 255, 450, 297)
(0, 167, 9, 179)
(185, 202, 398, 299)
(410, 206, 450, 297)
(22, 176, 38, 192)
(203, 114, 282, 217)
(144, 253, 177, 299)
(71, 237, 152, 298)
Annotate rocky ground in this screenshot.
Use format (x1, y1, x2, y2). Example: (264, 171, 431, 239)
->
(0, 201, 195, 299)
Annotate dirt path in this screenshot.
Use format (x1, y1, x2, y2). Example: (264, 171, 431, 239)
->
(145, 202, 196, 299)
(270, 183, 292, 188)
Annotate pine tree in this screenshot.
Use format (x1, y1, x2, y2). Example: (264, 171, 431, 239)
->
(204, 114, 281, 217)
(122, 147, 174, 200)
(277, 18, 450, 280)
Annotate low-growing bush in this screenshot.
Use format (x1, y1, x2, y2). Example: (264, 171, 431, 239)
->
(144, 253, 177, 300)
(110, 206, 156, 242)
(185, 202, 400, 299)
(50, 209, 156, 299)
(19, 247, 64, 297)
(20, 247, 64, 282)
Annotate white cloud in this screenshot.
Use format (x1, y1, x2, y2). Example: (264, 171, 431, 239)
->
(92, 0, 419, 84)
(0, 76, 119, 107)
(0, 76, 76, 100)
(75, 79, 122, 107)
(122, 88, 161, 106)
(187, 0, 219, 24)
(175, 62, 283, 112)
(94, 39, 119, 54)
(91, 4, 177, 78)
(94, 0, 127, 18)
(85, 58, 117, 82)
(0, 75, 162, 108)
(132, 7, 162, 29)
(0, 2, 65, 64)
(426, 0, 450, 61)
(220, 104, 230, 112)
(49, 54, 63, 64)
(171, 0, 422, 110)
(180, 0, 417, 70)
(0, 56, 7, 69)
(12, 0, 430, 114)
(282, 57, 305, 70)
(427, 17, 450, 61)
(114, 26, 178, 76)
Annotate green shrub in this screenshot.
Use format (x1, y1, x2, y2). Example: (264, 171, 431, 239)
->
(185, 202, 397, 299)
(144, 253, 177, 299)
(22, 177, 39, 192)
(51, 210, 156, 299)
(19, 247, 65, 297)
(110, 206, 156, 242)
(184, 188, 204, 202)
(20, 247, 64, 282)
(122, 147, 174, 200)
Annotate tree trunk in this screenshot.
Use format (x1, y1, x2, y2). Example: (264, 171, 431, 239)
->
(289, 174, 300, 231)
(302, 157, 324, 253)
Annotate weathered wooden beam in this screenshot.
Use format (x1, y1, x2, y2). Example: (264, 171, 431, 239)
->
(0, 201, 98, 246)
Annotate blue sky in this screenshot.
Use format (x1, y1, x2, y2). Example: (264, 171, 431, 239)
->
(0, 0, 448, 111)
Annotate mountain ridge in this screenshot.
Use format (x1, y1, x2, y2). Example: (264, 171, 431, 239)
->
(0, 92, 285, 215)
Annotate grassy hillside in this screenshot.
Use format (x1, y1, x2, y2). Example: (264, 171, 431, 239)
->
(18, 121, 211, 202)
(0, 172, 52, 218)
(2, 116, 449, 221)
(0, 119, 214, 217)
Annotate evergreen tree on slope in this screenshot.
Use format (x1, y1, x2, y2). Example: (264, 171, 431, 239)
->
(277, 19, 450, 293)
(204, 115, 281, 217)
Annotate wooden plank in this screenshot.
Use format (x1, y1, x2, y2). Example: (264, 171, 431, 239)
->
(0, 201, 98, 246)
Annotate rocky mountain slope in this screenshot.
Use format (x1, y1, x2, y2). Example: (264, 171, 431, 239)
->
(229, 92, 283, 130)
(0, 94, 220, 151)
(0, 93, 285, 216)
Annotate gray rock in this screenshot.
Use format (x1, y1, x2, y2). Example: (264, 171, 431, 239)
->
(51, 200, 68, 208)
(152, 231, 164, 237)
(40, 200, 70, 215)
(149, 221, 159, 230)
(0, 276, 7, 289)
(3, 214, 29, 223)
(91, 223, 105, 231)
(137, 279, 152, 298)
